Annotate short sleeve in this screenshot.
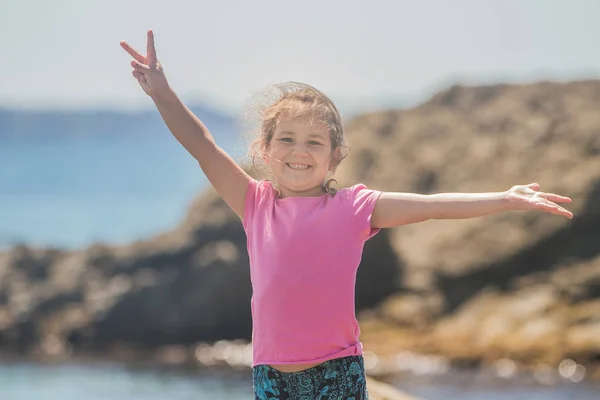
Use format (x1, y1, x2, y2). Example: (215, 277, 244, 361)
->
(242, 179, 275, 231)
(350, 184, 383, 240)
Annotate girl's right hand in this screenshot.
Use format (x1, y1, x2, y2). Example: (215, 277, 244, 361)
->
(120, 29, 170, 99)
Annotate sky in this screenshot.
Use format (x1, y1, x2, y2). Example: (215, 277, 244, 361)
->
(2, 0, 600, 114)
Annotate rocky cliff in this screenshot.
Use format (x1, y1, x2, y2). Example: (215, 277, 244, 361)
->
(338, 80, 600, 378)
(1, 80, 598, 379)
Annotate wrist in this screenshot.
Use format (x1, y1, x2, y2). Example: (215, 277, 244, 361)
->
(151, 86, 177, 106)
(501, 189, 520, 211)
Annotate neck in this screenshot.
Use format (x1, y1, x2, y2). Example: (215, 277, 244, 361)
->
(278, 184, 327, 198)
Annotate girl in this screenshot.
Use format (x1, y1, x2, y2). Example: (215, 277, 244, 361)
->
(120, 30, 573, 400)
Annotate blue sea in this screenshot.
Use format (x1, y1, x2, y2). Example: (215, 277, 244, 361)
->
(0, 119, 244, 249)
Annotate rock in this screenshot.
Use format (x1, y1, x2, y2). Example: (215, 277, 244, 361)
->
(343, 80, 600, 373)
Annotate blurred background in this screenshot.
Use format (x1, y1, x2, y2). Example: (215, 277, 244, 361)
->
(2, 0, 600, 399)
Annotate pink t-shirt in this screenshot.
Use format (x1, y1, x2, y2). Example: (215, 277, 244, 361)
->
(242, 179, 382, 367)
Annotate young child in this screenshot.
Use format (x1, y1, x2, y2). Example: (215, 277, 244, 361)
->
(121, 30, 573, 400)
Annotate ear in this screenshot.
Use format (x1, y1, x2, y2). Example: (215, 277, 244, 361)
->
(329, 147, 342, 171)
(262, 145, 271, 165)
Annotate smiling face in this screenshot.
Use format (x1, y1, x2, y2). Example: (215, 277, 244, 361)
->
(266, 115, 336, 198)
(249, 82, 350, 197)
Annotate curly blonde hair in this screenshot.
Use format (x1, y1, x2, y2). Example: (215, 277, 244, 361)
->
(244, 82, 350, 195)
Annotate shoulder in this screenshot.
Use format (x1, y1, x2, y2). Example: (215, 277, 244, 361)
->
(333, 183, 383, 219)
(243, 179, 277, 227)
(249, 178, 277, 198)
(335, 183, 382, 239)
(336, 183, 382, 205)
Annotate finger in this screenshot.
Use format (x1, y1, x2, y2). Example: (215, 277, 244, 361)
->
(527, 182, 540, 190)
(146, 29, 157, 65)
(537, 200, 573, 218)
(544, 193, 572, 203)
(120, 40, 146, 63)
(555, 207, 574, 218)
(131, 59, 151, 72)
(516, 186, 536, 196)
(132, 71, 147, 84)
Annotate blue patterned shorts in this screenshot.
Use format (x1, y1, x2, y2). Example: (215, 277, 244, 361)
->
(252, 355, 368, 399)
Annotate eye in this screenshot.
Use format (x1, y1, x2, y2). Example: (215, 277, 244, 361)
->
(308, 140, 323, 146)
(278, 137, 293, 143)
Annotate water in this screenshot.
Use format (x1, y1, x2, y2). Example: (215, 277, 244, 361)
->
(1, 362, 598, 400)
(0, 362, 252, 400)
(386, 369, 600, 400)
(0, 125, 244, 249)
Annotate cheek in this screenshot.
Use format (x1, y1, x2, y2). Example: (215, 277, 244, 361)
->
(265, 146, 286, 166)
(266, 147, 280, 162)
(319, 148, 334, 163)
(317, 155, 334, 170)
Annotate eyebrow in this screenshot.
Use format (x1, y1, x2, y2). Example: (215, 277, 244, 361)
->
(278, 130, 327, 139)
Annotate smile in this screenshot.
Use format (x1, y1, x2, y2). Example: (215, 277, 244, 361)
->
(286, 163, 311, 170)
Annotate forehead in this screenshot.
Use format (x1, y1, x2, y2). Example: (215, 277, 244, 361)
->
(275, 115, 330, 137)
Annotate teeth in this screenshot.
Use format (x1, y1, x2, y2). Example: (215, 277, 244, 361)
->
(288, 163, 310, 170)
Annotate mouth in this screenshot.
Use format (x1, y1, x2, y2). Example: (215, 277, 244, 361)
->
(286, 163, 311, 170)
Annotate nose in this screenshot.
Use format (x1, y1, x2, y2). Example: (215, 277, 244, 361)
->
(291, 142, 309, 156)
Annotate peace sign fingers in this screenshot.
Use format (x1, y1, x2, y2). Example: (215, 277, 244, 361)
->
(120, 29, 170, 98)
(119, 29, 158, 66)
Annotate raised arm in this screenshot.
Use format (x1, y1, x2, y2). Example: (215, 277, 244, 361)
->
(371, 183, 573, 229)
(120, 30, 251, 219)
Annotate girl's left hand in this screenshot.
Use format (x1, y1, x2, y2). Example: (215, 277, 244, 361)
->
(506, 183, 573, 219)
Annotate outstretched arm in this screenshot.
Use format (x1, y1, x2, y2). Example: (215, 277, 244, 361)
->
(120, 30, 251, 219)
(371, 183, 573, 229)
